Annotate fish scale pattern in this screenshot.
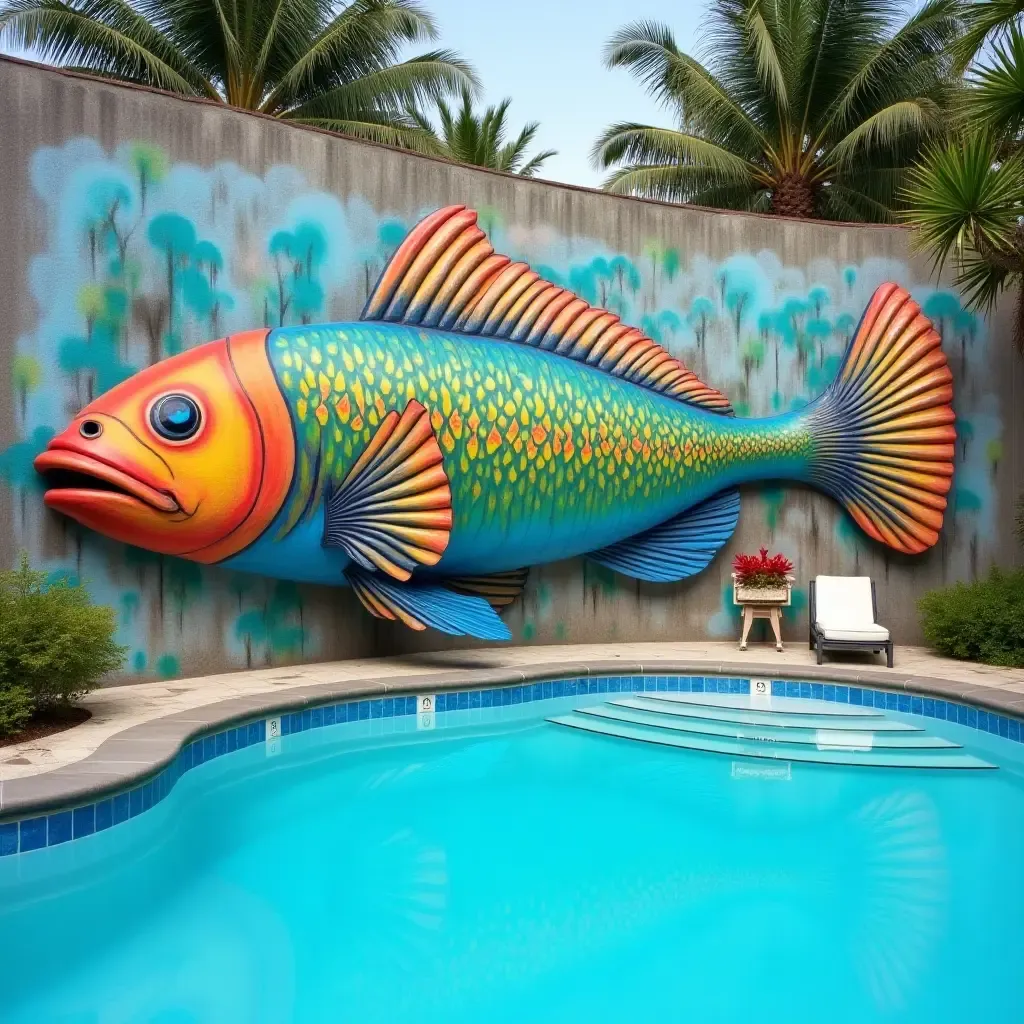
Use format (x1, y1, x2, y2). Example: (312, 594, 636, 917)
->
(267, 324, 810, 548)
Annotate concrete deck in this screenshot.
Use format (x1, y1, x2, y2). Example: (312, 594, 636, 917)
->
(1, 641, 1023, 816)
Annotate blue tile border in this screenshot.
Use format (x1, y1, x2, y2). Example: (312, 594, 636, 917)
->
(2, 673, 1021, 857)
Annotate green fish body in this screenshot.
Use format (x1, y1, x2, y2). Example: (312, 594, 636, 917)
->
(259, 322, 810, 575)
(223, 206, 955, 639)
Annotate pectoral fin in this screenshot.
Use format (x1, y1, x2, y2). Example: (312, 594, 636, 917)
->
(346, 565, 512, 640)
(445, 568, 529, 609)
(323, 400, 452, 581)
(588, 489, 740, 582)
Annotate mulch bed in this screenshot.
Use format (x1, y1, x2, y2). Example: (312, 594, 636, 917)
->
(0, 707, 92, 749)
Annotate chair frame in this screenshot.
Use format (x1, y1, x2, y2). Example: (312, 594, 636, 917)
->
(808, 578, 894, 668)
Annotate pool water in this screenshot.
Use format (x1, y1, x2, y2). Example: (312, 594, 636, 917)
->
(2, 698, 1024, 1023)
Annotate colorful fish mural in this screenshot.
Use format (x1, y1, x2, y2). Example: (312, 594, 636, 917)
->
(33, 206, 956, 641)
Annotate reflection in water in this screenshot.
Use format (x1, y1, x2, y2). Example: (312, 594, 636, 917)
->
(849, 790, 948, 1012)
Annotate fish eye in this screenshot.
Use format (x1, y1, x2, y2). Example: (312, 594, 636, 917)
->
(150, 394, 202, 442)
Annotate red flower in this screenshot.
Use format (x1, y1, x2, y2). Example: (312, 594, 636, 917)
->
(733, 547, 794, 588)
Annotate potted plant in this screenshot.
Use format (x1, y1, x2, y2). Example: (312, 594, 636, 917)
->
(732, 548, 794, 605)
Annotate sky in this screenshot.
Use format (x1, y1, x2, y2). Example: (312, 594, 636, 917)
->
(0, 0, 703, 189)
(422, 0, 702, 187)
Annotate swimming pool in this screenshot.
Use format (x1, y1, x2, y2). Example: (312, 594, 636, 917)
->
(2, 675, 1024, 1023)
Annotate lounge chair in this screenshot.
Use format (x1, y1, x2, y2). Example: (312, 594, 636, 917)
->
(809, 576, 893, 668)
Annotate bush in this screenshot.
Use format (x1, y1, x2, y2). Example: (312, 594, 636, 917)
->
(0, 686, 34, 737)
(0, 554, 127, 728)
(918, 568, 1024, 667)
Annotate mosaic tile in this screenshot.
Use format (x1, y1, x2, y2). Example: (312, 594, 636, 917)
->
(19, 817, 46, 852)
(95, 799, 113, 832)
(0, 822, 18, 857)
(47, 810, 72, 846)
(72, 804, 95, 839)
(112, 792, 130, 825)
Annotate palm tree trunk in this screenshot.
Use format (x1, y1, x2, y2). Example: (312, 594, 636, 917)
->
(771, 174, 817, 219)
(1016, 281, 1024, 357)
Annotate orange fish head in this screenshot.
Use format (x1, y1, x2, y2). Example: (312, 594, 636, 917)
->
(34, 330, 294, 562)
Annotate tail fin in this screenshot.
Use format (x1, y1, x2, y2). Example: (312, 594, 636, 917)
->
(807, 283, 955, 554)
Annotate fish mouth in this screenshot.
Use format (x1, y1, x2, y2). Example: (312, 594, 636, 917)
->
(34, 449, 181, 514)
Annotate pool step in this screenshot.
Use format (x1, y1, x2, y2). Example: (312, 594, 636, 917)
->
(615, 696, 922, 732)
(548, 691, 995, 770)
(547, 712, 995, 769)
(637, 691, 886, 717)
(577, 704, 960, 749)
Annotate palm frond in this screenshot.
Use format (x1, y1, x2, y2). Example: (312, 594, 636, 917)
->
(411, 91, 553, 175)
(903, 131, 1024, 282)
(954, 0, 1024, 71)
(966, 23, 1024, 139)
(743, 2, 789, 111)
(604, 18, 768, 159)
(283, 52, 475, 119)
(819, 180, 896, 221)
(291, 111, 447, 154)
(260, 0, 475, 115)
(819, 0, 961, 142)
(602, 161, 765, 207)
(138, 0, 242, 95)
(401, 100, 436, 137)
(591, 121, 767, 184)
(515, 149, 556, 178)
(496, 118, 538, 172)
(0, 0, 216, 95)
(603, 18, 683, 103)
(949, 243, 1017, 310)
(829, 98, 943, 167)
(246, 0, 294, 102)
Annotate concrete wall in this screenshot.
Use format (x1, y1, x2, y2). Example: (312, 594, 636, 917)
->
(1, 56, 1020, 680)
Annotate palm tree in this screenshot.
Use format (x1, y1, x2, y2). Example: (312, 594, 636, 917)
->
(0, 0, 476, 151)
(592, 0, 962, 221)
(408, 90, 556, 176)
(904, 18, 1024, 322)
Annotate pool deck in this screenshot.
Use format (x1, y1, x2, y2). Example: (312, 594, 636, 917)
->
(2, 641, 1024, 815)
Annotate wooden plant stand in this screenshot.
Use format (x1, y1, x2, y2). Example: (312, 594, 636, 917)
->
(733, 576, 794, 652)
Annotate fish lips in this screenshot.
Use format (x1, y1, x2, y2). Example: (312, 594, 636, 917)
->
(34, 447, 181, 516)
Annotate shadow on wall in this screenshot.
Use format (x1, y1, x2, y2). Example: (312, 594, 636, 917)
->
(1, 135, 1003, 677)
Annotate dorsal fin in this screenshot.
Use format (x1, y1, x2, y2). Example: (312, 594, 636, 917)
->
(362, 205, 733, 416)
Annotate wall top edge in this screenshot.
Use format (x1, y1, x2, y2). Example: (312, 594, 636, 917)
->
(0, 53, 914, 235)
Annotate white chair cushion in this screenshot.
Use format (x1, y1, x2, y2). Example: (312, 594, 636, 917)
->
(817, 624, 890, 642)
(814, 575, 878, 628)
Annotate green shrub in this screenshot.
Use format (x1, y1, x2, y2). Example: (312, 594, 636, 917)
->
(919, 568, 1024, 667)
(0, 686, 34, 737)
(0, 554, 127, 720)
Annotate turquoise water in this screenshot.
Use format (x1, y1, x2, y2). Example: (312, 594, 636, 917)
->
(2, 701, 1024, 1023)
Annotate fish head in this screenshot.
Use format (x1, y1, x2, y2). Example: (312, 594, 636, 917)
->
(35, 330, 294, 561)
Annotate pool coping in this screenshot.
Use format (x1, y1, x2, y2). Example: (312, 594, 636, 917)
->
(2, 657, 1022, 823)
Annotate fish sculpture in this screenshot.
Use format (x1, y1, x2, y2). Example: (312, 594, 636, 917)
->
(34, 205, 956, 641)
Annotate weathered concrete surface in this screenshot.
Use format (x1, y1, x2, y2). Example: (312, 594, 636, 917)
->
(0, 56, 1020, 681)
